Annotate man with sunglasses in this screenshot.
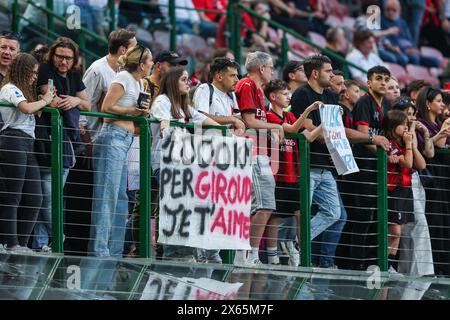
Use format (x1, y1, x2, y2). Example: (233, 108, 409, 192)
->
(0, 31, 20, 85)
(282, 60, 308, 96)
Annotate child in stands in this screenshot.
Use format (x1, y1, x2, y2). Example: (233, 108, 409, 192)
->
(264, 79, 322, 265)
(383, 109, 426, 273)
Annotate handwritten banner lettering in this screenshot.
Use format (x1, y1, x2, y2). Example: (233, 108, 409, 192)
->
(158, 129, 253, 249)
(320, 105, 359, 175)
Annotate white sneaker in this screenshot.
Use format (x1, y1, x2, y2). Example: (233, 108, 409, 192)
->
(233, 250, 248, 265)
(0, 244, 6, 254)
(388, 266, 404, 278)
(268, 256, 280, 265)
(41, 245, 52, 253)
(8, 245, 35, 255)
(286, 241, 300, 266)
(247, 258, 263, 265)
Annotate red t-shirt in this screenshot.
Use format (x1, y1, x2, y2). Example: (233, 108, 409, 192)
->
(215, 12, 256, 48)
(266, 110, 300, 183)
(235, 77, 269, 156)
(387, 140, 413, 191)
(192, 0, 227, 22)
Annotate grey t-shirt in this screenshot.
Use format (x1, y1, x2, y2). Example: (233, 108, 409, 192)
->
(0, 83, 35, 138)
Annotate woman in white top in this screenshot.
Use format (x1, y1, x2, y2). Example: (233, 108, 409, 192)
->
(149, 67, 219, 261)
(89, 44, 153, 257)
(0, 53, 55, 253)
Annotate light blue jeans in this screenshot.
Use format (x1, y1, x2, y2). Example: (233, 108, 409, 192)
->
(310, 169, 341, 240)
(33, 167, 70, 249)
(88, 123, 133, 257)
(318, 195, 347, 267)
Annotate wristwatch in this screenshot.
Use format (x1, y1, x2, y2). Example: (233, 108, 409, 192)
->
(368, 132, 374, 144)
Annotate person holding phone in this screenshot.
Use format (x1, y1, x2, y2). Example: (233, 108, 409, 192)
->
(0, 53, 55, 253)
(33, 37, 91, 252)
(88, 44, 153, 258)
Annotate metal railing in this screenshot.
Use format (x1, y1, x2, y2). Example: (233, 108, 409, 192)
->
(0, 103, 388, 271)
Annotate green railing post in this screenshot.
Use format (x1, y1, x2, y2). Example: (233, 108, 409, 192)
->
(298, 134, 311, 267)
(234, 1, 242, 68)
(139, 120, 151, 258)
(281, 32, 289, 70)
(377, 147, 388, 272)
(169, 0, 177, 51)
(108, 0, 116, 33)
(46, 0, 54, 43)
(12, 0, 19, 33)
(227, 0, 235, 54)
(77, 32, 86, 57)
(49, 108, 64, 253)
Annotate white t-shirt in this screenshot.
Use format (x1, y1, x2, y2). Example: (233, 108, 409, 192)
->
(150, 94, 207, 171)
(111, 70, 143, 108)
(193, 83, 239, 118)
(158, 0, 200, 23)
(346, 48, 386, 80)
(0, 83, 34, 138)
(81, 56, 118, 139)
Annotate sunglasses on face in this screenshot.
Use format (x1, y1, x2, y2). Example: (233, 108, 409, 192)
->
(136, 43, 148, 64)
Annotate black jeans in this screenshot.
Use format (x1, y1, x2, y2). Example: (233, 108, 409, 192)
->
(0, 129, 42, 247)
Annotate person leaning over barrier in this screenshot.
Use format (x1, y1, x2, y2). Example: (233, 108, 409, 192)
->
(265, 79, 323, 266)
(131, 50, 188, 258)
(192, 57, 245, 263)
(88, 44, 153, 257)
(383, 109, 426, 274)
(33, 37, 91, 252)
(391, 97, 435, 276)
(349, 65, 392, 270)
(150, 67, 220, 262)
(234, 51, 283, 265)
(0, 53, 55, 254)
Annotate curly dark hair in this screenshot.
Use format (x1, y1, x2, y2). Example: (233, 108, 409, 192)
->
(2, 53, 38, 102)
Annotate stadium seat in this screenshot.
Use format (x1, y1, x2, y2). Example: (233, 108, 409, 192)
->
(386, 62, 412, 87)
(308, 32, 327, 48)
(406, 64, 440, 87)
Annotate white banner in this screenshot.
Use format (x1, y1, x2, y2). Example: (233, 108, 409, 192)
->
(320, 104, 359, 175)
(158, 129, 253, 250)
(141, 272, 243, 300)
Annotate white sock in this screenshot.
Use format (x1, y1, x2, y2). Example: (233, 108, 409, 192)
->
(249, 247, 259, 260)
(267, 247, 278, 264)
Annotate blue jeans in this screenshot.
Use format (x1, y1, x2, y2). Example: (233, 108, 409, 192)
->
(318, 195, 347, 267)
(378, 48, 409, 66)
(310, 169, 341, 240)
(32, 167, 69, 249)
(278, 216, 297, 242)
(197, 249, 222, 263)
(88, 123, 133, 257)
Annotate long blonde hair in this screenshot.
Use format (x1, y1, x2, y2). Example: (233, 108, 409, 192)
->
(118, 44, 150, 73)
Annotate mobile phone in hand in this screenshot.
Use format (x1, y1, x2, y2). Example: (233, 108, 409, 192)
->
(48, 79, 54, 94)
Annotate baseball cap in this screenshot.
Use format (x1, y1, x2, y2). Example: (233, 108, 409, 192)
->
(154, 50, 188, 65)
(282, 60, 304, 82)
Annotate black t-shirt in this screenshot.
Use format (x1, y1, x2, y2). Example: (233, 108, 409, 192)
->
(340, 104, 354, 129)
(291, 83, 340, 168)
(352, 93, 390, 156)
(35, 62, 86, 167)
